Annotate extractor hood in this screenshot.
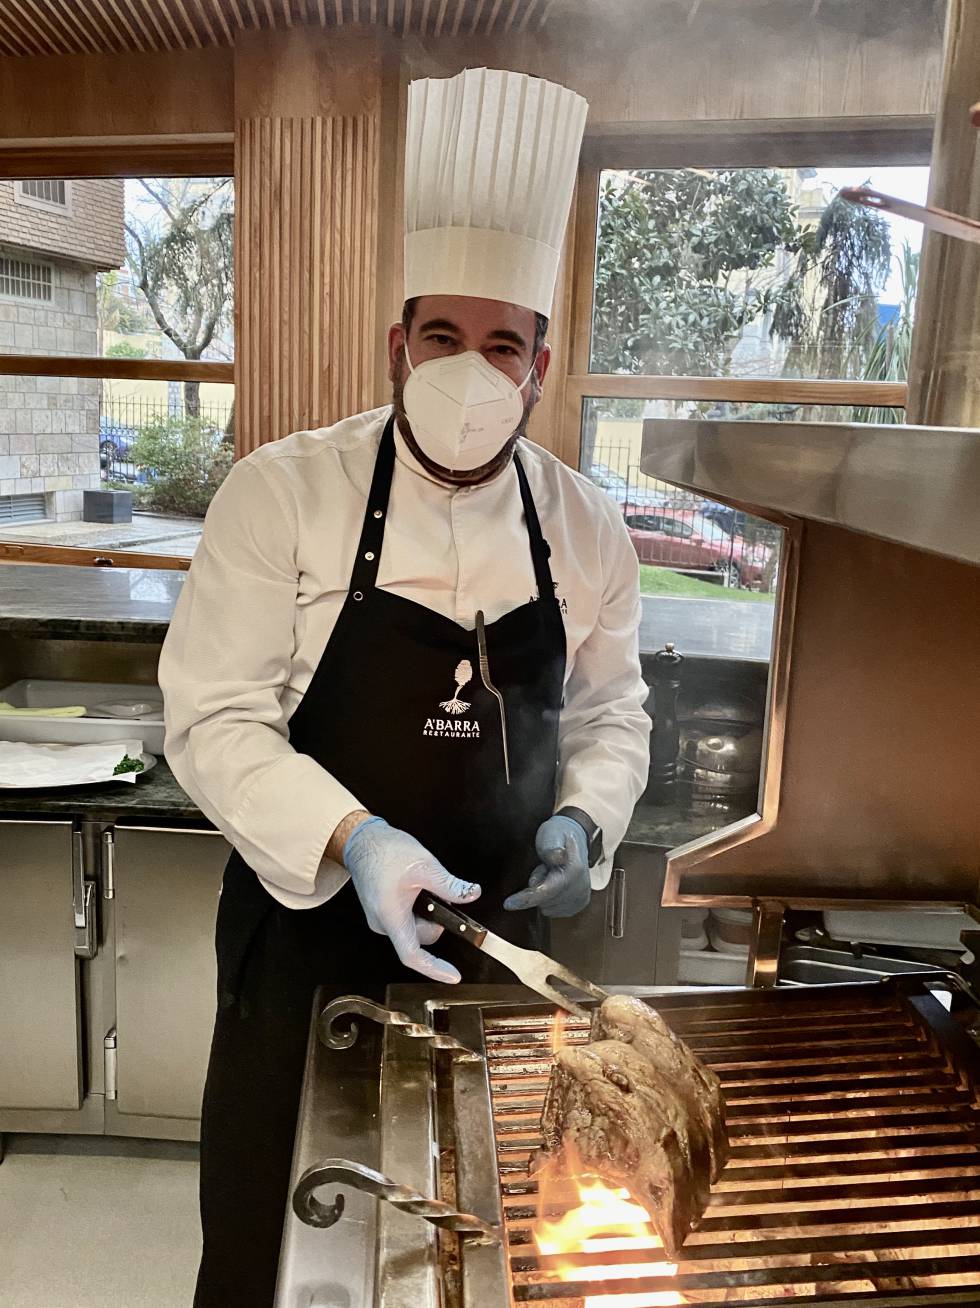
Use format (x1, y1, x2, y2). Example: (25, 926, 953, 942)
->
(640, 418, 980, 568)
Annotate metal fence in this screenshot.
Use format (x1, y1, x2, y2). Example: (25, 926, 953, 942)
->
(100, 394, 233, 485)
(586, 443, 780, 591)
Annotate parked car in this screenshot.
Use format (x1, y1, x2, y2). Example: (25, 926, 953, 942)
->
(99, 417, 139, 464)
(624, 509, 772, 587)
(586, 462, 667, 510)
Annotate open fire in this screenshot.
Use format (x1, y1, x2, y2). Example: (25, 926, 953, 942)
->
(530, 1014, 684, 1308)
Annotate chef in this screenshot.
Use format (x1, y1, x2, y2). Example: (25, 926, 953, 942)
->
(159, 67, 651, 1308)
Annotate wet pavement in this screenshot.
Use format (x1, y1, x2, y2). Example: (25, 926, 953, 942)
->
(639, 593, 774, 661)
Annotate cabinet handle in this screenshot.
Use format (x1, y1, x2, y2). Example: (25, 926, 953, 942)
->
(608, 866, 627, 939)
(102, 829, 115, 900)
(72, 827, 98, 959)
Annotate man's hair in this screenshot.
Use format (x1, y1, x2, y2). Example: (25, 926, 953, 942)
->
(401, 297, 549, 356)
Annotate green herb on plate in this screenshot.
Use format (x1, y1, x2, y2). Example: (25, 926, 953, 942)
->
(113, 754, 145, 776)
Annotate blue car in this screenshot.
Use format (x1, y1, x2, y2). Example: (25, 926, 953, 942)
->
(99, 417, 139, 463)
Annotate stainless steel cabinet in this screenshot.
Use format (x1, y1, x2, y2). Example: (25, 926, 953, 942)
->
(549, 843, 680, 985)
(105, 824, 227, 1139)
(0, 820, 84, 1113)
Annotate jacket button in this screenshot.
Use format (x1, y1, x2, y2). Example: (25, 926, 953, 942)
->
(373, 509, 383, 519)
(364, 551, 375, 561)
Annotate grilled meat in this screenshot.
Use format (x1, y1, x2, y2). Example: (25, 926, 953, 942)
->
(538, 996, 729, 1255)
(590, 994, 729, 1179)
(539, 1040, 697, 1255)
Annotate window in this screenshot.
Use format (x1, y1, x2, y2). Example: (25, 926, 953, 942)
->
(0, 254, 52, 301)
(570, 147, 926, 660)
(0, 173, 234, 569)
(17, 179, 69, 211)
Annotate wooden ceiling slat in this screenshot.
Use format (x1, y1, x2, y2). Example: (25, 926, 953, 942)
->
(116, 0, 158, 48)
(50, 0, 104, 52)
(99, 0, 145, 51)
(0, 11, 39, 56)
(1, 3, 49, 55)
(469, 0, 487, 34)
(76, 0, 127, 52)
(190, 0, 219, 45)
(0, 0, 562, 59)
(170, 0, 205, 46)
(19, 0, 78, 52)
(205, 0, 235, 43)
(140, 0, 185, 47)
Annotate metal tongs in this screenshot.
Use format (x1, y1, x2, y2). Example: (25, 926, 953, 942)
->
(841, 185, 980, 247)
(416, 894, 609, 1018)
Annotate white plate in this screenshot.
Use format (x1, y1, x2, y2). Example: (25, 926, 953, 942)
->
(91, 700, 164, 719)
(0, 752, 157, 789)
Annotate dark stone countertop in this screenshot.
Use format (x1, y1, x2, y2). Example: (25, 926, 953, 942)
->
(0, 755, 735, 852)
(0, 564, 184, 642)
(0, 756, 202, 822)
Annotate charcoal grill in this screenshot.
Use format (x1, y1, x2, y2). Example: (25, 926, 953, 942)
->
(277, 978, 980, 1307)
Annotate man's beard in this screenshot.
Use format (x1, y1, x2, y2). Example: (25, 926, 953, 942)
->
(391, 350, 539, 487)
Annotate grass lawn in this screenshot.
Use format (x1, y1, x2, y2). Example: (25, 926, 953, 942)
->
(638, 564, 776, 603)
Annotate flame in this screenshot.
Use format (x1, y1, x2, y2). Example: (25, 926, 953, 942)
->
(533, 1015, 683, 1306)
(533, 1172, 683, 1307)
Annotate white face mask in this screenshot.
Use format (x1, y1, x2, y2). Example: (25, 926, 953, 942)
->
(401, 345, 537, 473)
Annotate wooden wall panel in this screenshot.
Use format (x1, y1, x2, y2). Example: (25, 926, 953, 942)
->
(235, 114, 378, 455)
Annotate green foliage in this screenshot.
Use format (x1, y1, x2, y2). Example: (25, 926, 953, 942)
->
(773, 185, 892, 379)
(592, 169, 802, 376)
(593, 168, 897, 391)
(131, 415, 232, 518)
(105, 340, 147, 359)
(854, 241, 919, 424)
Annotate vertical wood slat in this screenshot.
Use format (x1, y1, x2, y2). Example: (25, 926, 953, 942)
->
(236, 113, 379, 457)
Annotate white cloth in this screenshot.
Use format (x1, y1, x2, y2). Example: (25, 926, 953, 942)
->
(0, 738, 145, 788)
(404, 68, 588, 316)
(158, 407, 651, 910)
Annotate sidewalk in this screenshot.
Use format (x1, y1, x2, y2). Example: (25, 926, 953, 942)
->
(1, 512, 203, 558)
(640, 592, 775, 661)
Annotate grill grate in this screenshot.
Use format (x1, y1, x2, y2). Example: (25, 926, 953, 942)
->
(479, 987, 980, 1305)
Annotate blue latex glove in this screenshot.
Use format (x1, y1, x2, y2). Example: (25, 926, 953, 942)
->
(343, 817, 481, 984)
(503, 815, 591, 918)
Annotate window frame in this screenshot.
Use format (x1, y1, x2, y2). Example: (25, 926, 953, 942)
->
(0, 141, 235, 570)
(560, 120, 932, 469)
(0, 250, 54, 302)
(15, 177, 72, 215)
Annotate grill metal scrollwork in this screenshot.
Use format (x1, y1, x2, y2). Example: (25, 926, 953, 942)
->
(292, 1158, 501, 1245)
(317, 994, 481, 1057)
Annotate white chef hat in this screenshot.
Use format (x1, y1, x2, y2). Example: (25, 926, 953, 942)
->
(404, 68, 589, 319)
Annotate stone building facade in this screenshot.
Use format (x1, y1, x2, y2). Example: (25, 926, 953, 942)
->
(0, 178, 125, 522)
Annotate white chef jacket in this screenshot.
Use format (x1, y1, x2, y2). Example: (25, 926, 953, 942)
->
(158, 406, 651, 909)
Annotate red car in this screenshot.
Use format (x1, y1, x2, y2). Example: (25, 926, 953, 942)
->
(624, 509, 772, 588)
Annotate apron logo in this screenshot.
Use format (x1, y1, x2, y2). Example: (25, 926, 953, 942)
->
(530, 580, 568, 615)
(425, 659, 481, 739)
(439, 659, 472, 715)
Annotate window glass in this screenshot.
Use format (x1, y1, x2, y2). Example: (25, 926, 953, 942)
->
(591, 164, 926, 383)
(0, 176, 233, 363)
(0, 375, 232, 559)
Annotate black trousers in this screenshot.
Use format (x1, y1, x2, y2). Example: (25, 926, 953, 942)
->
(193, 858, 416, 1308)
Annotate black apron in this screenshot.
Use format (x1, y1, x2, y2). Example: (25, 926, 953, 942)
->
(194, 415, 567, 1307)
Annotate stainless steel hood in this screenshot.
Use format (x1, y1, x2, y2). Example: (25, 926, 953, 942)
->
(640, 417, 980, 568)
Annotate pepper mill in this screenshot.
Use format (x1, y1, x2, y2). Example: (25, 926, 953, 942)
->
(649, 642, 683, 804)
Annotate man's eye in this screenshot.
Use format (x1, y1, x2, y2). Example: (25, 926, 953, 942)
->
(493, 345, 517, 356)
(427, 334, 455, 346)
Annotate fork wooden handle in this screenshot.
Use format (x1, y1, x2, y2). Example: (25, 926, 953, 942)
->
(415, 894, 489, 948)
